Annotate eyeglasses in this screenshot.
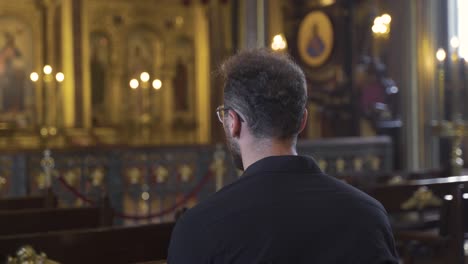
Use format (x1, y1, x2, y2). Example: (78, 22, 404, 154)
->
(216, 105, 244, 124)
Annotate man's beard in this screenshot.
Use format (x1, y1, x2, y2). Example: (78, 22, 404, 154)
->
(225, 128, 244, 171)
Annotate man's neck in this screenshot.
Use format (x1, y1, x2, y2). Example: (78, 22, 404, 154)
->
(241, 138, 298, 170)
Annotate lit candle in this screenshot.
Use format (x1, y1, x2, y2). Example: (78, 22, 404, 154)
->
(55, 72, 64, 126)
(436, 48, 446, 121)
(461, 57, 467, 119)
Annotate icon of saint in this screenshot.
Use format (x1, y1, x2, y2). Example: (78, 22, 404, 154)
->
(306, 24, 325, 58)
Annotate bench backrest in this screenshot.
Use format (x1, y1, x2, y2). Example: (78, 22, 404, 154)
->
(366, 177, 466, 264)
(0, 206, 113, 236)
(0, 222, 174, 264)
(0, 191, 56, 211)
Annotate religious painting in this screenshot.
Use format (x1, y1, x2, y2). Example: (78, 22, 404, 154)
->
(0, 17, 34, 128)
(90, 31, 111, 126)
(286, 2, 359, 137)
(171, 35, 195, 120)
(297, 11, 334, 68)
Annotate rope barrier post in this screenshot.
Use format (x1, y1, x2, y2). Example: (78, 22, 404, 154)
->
(211, 144, 226, 191)
(40, 149, 55, 191)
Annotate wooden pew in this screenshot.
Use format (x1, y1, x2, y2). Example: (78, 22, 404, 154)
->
(0, 206, 113, 236)
(0, 222, 174, 264)
(0, 191, 57, 211)
(366, 176, 467, 264)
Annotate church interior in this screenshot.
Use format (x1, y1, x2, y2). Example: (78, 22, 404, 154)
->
(0, 0, 467, 263)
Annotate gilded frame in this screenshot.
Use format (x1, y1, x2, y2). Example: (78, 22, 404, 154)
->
(0, 1, 43, 134)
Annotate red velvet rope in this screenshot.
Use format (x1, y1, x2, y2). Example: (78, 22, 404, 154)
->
(56, 170, 213, 220)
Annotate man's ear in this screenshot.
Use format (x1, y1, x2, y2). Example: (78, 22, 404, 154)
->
(298, 109, 308, 134)
(227, 110, 242, 138)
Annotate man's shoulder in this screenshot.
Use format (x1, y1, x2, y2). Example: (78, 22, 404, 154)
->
(322, 175, 389, 219)
(176, 179, 247, 225)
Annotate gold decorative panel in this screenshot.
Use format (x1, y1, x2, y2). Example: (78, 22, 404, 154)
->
(85, 0, 203, 145)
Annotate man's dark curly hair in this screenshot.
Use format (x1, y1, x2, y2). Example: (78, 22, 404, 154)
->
(220, 49, 307, 140)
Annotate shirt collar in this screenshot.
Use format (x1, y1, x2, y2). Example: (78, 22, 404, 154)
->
(242, 155, 323, 177)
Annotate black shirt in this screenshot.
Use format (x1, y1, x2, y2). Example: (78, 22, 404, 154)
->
(168, 155, 398, 263)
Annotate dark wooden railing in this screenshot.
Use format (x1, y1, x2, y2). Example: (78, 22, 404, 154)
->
(0, 136, 393, 224)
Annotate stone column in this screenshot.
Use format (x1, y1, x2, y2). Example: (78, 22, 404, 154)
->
(208, 1, 230, 143)
(61, 0, 76, 128)
(194, 5, 211, 144)
(238, 0, 267, 49)
(68, 0, 86, 128)
(387, 0, 447, 170)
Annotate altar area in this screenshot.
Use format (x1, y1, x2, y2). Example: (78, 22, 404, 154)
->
(0, 0, 468, 263)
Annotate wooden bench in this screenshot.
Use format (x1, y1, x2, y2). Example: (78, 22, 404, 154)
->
(0, 191, 57, 211)
(0, 206, 113, 236)
(366, 176, 467, 264)
(0, 222, 174, 264)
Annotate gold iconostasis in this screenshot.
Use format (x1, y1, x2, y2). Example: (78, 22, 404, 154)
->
(0, 0, 220, 148)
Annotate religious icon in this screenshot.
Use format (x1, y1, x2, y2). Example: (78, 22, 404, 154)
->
(298, 11, 334, 67)
(0, 32, 24, 111)
(307, 24, 325, 58)
(0, 18, 34, 128)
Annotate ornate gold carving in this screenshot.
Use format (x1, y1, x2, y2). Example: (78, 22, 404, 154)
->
(75, 199, 83, 207)
(336, 158, 345, 173)
(0, 176, 6, 190)
(388, 175, 405, 185)
(85, 0, 202, 145)
(318, 159, 327, 171)
(64, 169, 79, 186)
(369, 156, 381, 171)
(210, 157, 225, 177)
(139, 199, 149, 214)
(127, 167, 141, 185)
(179, 164, 193, 183)
(7, 245, 55, 264)
(353, 158, 363, 172)
(401, 186, 443, 210)
(36, 172, 47, 190)
(90, 167, 105, 187)
(154, 165, 169, 184)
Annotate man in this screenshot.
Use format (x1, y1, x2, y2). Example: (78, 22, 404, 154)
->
(168, 49, 398, 263)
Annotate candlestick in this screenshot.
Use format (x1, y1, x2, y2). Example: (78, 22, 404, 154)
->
(450, 37, 461, 121)
(436, 48, 446, 121)
(464, 59, 468, 119)
(55, 72, 64, 128)
(460, 58, 466, 120)
(30, 66, 64, 140)
(432, 45, 468, 175)
(128, 72, 163, 143)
